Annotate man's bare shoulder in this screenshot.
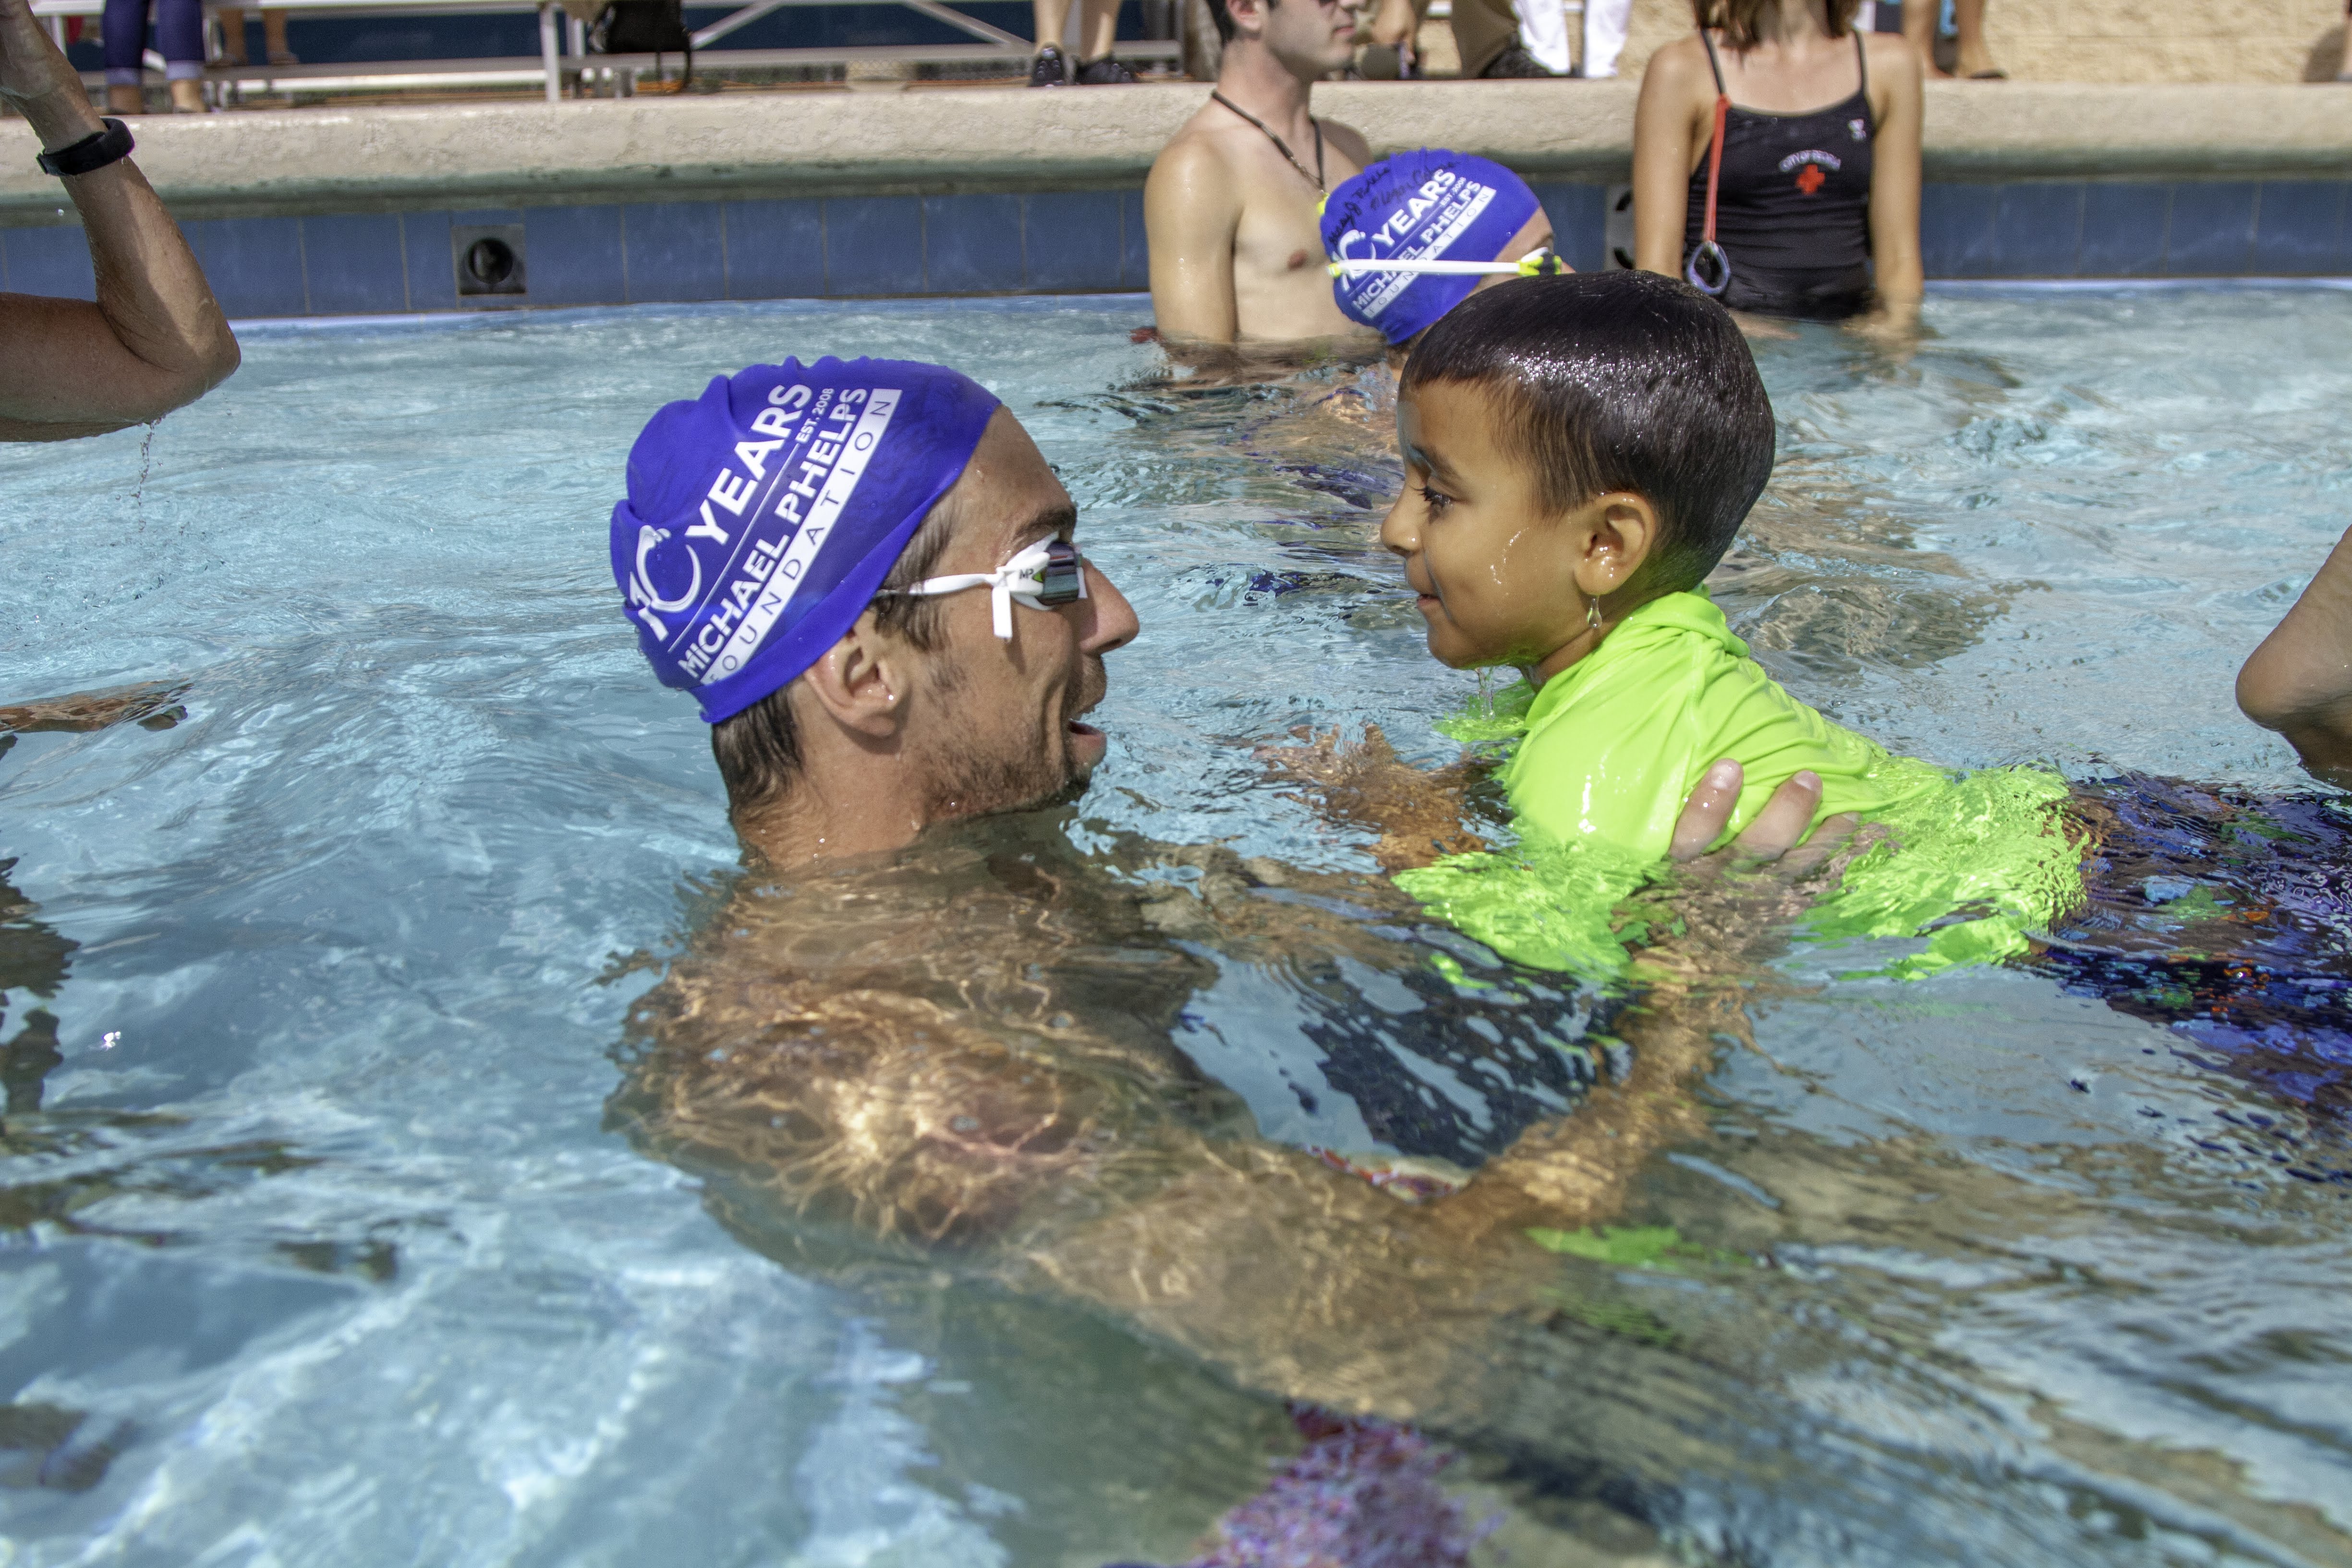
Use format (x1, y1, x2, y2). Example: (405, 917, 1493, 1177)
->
(1318, 118, 1372, 169)
(1153, 102, 1244, 172)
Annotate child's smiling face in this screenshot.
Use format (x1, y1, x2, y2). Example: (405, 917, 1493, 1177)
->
(1381, 378, 1660, 681)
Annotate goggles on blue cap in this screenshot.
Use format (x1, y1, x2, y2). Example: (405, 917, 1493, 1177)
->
(611, 357, 1002, 724)
(1328, 249, 1571, 280)
(879, 535, 1088, 641)
(1319, 149, 1548, 346)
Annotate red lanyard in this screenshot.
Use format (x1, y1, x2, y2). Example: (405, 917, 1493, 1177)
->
(1685, 93, 1734, 296)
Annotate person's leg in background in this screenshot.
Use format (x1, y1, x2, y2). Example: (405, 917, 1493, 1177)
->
(100, 0, 151, 112)
(1951, 0, 2000, 78)
(1362, 0, 1425, 78)
(1072, 0, 1137, 83)
(1031, 0, 1133, 83)
(1905, 0, 2001, 78)
(1453, 0, 1551, 76)
(1513, 0, 1571, 76)
(262, 8, 296, 64)
(2338, 0, 2350, 81)
(1579, 0, 1627, 76)
(156, 0, 204, 108)
(216, 5, 246, 63)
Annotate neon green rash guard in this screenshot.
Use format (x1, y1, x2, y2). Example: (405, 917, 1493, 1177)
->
(1393, 591, 2086, 983)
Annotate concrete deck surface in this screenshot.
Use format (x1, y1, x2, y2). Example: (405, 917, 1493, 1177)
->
(4, 80, 2350, 222)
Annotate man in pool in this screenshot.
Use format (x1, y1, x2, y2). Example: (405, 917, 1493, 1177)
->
(603, 353, 1843, 1438)
(1143, 0, 1381, 364)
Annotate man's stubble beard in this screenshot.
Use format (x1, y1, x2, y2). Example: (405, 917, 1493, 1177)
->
(915, 656, 1105, 825)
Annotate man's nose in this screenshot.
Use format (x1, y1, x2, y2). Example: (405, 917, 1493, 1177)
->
(1080, 562, 1140, 654)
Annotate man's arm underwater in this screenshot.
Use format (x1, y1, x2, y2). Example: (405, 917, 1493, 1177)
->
(612, 762, 1853, 1425)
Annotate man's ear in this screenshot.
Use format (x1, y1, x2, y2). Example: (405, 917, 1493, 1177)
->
(1224, 0, 1269, 38)
(798, 613, 912, 741)
(1574, 492, 1662, 599)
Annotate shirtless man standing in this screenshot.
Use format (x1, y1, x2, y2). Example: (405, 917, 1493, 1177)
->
(1143, 0, 1382, 361)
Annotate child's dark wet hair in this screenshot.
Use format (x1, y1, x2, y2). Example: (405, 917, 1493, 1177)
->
(1399, 270, 1775, 593)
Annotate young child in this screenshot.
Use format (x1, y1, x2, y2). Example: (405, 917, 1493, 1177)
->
(1380, 269, 2083, 979)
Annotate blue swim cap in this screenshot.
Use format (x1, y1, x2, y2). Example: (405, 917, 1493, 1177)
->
(1321, 150, 1545, 345)
(612, 357, 1000, 723)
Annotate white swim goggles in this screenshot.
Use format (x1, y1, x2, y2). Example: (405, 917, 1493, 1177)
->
(879, 536, 1088, 640)
(1326, 247, 1572, 280)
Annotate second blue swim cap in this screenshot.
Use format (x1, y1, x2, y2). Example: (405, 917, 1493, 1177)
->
(611, 357, 1001, 723)
(1321, 150, 1545, 345)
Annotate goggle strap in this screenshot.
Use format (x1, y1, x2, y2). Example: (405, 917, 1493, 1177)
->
(892, 538, 1085, 642)
(1325, 249, 1569, 279)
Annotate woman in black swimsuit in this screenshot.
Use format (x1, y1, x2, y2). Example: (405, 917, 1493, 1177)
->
(1631, 0, 1922, 326)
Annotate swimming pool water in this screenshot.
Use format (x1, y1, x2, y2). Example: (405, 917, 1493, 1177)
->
(0, 288, 2347, 1566)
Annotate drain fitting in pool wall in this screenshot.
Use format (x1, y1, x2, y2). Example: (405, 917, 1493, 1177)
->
(451, 224, 528, 302)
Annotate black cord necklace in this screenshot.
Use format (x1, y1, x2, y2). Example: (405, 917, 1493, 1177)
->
(1210, 91, 1326, 194)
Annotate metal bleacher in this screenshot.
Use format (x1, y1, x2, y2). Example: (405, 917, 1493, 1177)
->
(35, 0, 1184, 103)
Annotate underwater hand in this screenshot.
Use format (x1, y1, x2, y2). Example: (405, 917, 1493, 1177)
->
(0, 680, 188, 747)
(1257, 725, 1489, 872)
(0, 680, 189, 735)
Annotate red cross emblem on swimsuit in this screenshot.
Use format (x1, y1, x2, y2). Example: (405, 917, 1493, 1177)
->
(1795, 162, 1826, 195)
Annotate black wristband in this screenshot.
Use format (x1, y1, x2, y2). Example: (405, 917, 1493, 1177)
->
(36, 118, 136, 179)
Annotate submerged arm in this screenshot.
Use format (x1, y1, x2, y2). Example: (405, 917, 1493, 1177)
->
(2237, 521, 2352, 787)
(618, 764, 1851, 1423)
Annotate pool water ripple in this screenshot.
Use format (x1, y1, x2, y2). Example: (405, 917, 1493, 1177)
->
(0, 289, 2346, 1565)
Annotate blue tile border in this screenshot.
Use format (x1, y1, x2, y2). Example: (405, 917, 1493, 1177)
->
(0, 224, 97, 301)
(184, 215, 308, 318)
(8, 176, 2345, 320)
(923, 193, 1025, 293)
(1989, 183, 2083, 278)
(2166, 181, 2259, 275)
(1531, 182, 1606, 275)
(2250, 181, 2348, 277)
(621, 201, 726, 304)
(301, 213, 407, 316)
(1921, 183, 1998, 279)
(2078, 183, 2171, 279)
(400, 211, 454, 312)
(825, 195, 926, 297)
(722, 198, 824, 299)
(1022, 189, 1123, 292)
(522, 204, 625, 306)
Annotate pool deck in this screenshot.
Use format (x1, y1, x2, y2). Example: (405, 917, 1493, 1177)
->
(4, 81, 2350, 222)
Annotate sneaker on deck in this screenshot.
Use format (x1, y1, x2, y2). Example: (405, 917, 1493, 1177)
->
(1479, 42, 1561, 76)
(1075, 53, 1139, 83)
(1028, 43, 1069, 86)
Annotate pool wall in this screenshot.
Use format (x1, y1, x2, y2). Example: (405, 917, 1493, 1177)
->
(1, 82, 2345, 315)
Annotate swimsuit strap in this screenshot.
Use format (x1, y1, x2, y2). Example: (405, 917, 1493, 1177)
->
(1210, 90, 1326, 194)
(1699, 27, 1727, 93)
(1854, 28, 1875, 132)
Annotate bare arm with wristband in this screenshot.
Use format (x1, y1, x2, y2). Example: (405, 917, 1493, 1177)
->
(0, 0, 239, 441)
